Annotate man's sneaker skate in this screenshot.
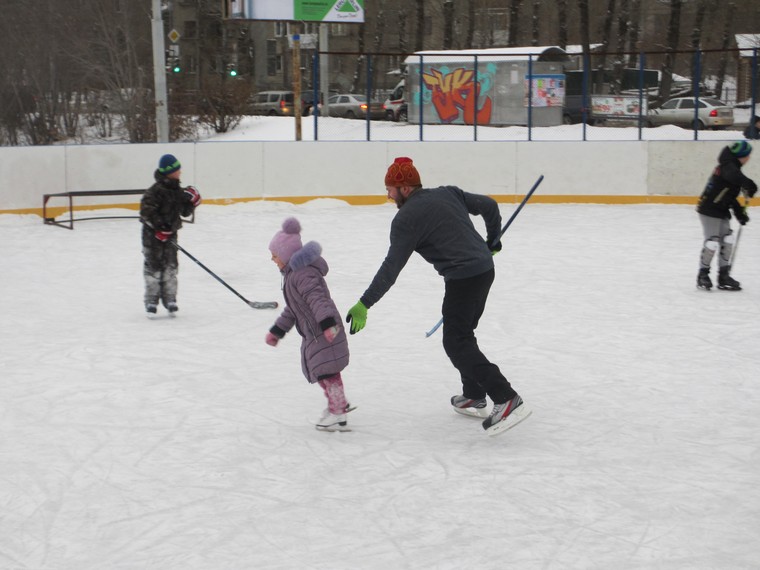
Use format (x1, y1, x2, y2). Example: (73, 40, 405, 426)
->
(145, 304, 158, 318)
(697, 268, 712, 290)
(717, 267, 741, 291)
(166, 301, 179, 313)
(482, 395, 531, 436)
(316, 410, 350, 432)
(451, 395, 489, 418)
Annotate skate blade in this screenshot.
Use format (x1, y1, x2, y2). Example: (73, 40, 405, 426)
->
(484, 405, 532, 437)
(453, 406, 489, 419)
(315, 424, 352, 433)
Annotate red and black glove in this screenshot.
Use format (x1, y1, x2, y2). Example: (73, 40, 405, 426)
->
(184, 185, 202, 207)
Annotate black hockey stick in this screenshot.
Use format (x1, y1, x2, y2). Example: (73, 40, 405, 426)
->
(729, 192, 751, 268)
(172, 242, 278, 309)
(425, 174, 544, 337)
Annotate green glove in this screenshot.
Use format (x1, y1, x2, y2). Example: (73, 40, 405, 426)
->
(345, 301, 368, 335)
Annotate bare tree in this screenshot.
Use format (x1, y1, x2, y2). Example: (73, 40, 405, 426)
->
(398, 9, 409, 54)
(465, 0, 476, 48)
(578, 0, 592, 57)
(690, 0, 708, 87)
(626, 0, 642, 55)
(443, 0, 455, 49)
(714, 3, 735, 101)
(508, 0, 523, 47)
(557, 0, 569, 49)
(531, 1, 541, 46)
(414, 0, 425, 51)
(599, 0, 617, 69)
(657, 0, 684, 105)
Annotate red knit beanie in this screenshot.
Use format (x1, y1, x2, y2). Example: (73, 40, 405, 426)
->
(384, 157, 421, 187)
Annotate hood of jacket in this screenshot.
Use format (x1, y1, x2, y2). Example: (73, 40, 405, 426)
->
(717, 146, 740, 166)
(287, 241, 328, 275)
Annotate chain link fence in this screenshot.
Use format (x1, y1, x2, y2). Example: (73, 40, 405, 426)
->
(295, 47, 759, 142)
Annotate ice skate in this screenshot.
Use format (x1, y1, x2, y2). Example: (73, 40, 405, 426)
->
(145, 304, 158, 318)
(451, 395, 489, 418)
(166, 301, 179, 315)
(316, 410, 350, 432)
(717, 266, 741, 291)
(482, 395, 531, 436)
(696, 268, 712, 290)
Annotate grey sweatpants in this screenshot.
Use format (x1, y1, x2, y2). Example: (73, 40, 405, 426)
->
(698, 214, 734, 270)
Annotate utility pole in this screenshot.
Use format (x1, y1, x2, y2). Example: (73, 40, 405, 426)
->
(151, 0, 170, 143)
(320, 23, 330, 117)
(292, 22, 302, 141)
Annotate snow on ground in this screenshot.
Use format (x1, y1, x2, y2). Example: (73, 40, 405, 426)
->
(197, 110, 754, 143)
(2, 198, 760, 569)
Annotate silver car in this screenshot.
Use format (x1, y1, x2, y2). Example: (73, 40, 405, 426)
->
(647, 97, 734, 130)
(326, 94, 385, 120)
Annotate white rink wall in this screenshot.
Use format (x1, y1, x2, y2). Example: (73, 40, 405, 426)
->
(0, 140, 754, 214)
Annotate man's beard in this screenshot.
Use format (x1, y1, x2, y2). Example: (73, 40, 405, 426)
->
(394, 194, 407, 209)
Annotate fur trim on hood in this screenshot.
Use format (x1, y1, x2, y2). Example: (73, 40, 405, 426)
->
(289, 241, 323, 272)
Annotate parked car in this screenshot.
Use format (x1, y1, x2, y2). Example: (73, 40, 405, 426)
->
(383, 79, 406, 121)
(250, 91, 295, 116)
(250, 90, 320, 117)
(647, 97, 734, 130)
(326, 93, 385, 120)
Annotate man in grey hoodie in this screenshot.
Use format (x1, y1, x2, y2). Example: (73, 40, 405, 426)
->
(345, 157, 530, 436)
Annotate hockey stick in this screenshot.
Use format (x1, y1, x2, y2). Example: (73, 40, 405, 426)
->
(729, 193, 751, 268)
(172, 242, 278, 309)
(425, 174, 545, 338)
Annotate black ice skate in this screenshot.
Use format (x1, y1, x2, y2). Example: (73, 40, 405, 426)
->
(717, 266, 741, 291)
(696, 268, 712, 290)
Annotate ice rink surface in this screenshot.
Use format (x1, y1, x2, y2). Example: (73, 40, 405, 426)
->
(2, 199, 759, 569)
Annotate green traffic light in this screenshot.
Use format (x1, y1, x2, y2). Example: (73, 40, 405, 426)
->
(229, 69, 237, 77)
(173, 65, 181, 73)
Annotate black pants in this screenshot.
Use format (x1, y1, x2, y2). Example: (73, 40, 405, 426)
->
(142, 230, 179, 308)
(441, 268, 515, 405)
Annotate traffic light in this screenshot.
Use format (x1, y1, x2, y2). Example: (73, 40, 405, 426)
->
(229, 68, 237, 77)
(172, 61, 181, 73)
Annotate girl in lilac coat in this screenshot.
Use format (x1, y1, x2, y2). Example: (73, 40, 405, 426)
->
(265, 217, 353, 431)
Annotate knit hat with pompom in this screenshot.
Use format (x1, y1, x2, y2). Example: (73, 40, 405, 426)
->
(269, 217, 303, 264)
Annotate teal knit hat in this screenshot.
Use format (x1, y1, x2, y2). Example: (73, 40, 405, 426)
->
(729, 141, 752, 159)
(158, 154, 181, 175)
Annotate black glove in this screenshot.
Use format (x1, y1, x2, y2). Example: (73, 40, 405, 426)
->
(743, 180, 757, 198)
(735, 207, 749, 226)
(488, 237, 502, 255)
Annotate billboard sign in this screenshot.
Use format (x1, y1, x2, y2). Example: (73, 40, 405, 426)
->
(226, 0, 364, 23)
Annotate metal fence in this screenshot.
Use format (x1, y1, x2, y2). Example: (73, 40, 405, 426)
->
(296, 47, 759, 142)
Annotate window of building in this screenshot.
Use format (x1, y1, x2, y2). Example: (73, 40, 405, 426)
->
(331, 23, 349, 36)
(184, 21, 197, 39)
(267, 39, 282, 76)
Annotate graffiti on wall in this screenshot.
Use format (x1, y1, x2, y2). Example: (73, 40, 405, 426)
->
(421, 67, 493, 125)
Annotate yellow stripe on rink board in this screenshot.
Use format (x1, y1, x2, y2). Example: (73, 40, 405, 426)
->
(4, 194, 706, 217)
